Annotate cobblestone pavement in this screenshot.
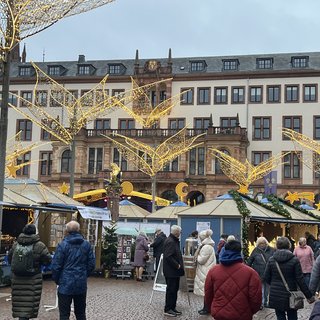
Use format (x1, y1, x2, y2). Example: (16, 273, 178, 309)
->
(0, 277, 315, 320)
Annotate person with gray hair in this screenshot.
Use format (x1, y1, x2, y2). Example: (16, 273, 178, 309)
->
(163, 225, 184, 317)
(133, 230, 149, 281)
(52, 220, 95, 320)
(247, 236, 275, 308)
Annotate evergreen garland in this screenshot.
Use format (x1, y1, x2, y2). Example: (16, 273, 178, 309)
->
(228, 190, 250, 260)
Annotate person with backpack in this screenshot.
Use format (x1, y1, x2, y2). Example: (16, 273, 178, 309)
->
(9, 224, 52, 320)
(52, 220, 95, 320)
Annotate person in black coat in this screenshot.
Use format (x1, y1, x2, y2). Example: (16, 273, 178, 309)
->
(150, 228, 166, 272)
(264, 237, 314, 320)
(247, 236, 275, 307)
(163, 225, 185, 317)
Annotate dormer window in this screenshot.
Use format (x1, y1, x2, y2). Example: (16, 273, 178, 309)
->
(190, 61, 206, 72)
(223, 59, 239, 71)
(291, 56, 308, 68)
(19, 66, 31, 76)
(256, 58, 273, 69)
(78, 64, 92, 75)
(109, 64, 121, 74)
(48, 65, 61, 76)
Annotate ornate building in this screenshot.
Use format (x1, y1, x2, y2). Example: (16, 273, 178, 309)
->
(4, 49, 320, 205)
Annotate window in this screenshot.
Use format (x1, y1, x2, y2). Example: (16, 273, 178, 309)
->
(315, 116, 320, 140)
(48, 66, 61, 76)
(40, 151, 52, 176)
(285, 85, 299, 102)
(231, 87, 245, 104)
(194, 118, 210, 129)
(249, 86, 262, 103)
(253, 117, 271, 140)
(88, 148, 103, 174)
(220, 117, 237, 128)
(214, 87, 227, 104)
(303, 84, 317, 102)
(40, 127, 51, 141)
(80, 90, 94, 107)
(61, 149, 71, 173)
(284, 152, 301, 179)
(94, 119, 111, 130)
(252, 152, 271, 165)
(9, 91, 18, 106)
(113, 148, 127, 171)
(267, 86, 281, 103)
(197, 88, 210, 105)
(17, 119, 32, 141)
(163, 158, 179, 171)
(35, 90, 47, 107)
(189, 147, 205, 175)
(19, 66, 31, 76)
(16, 152, 31, 177)
(181, 88, 194, 105)
(169, 118, 185, 129)
(112, 89, 125, 100)
(78, 65, 90, 75)
(256, 58, 273, 69)
(150, 90, 166, 107)
(119, 119, 134, 129)
(109, 64, 121, 74)
(95, 89, 109, 105)
(215, 149, 230, 174)
(283, 116, 302, 139)
(190, 61, 205, 72)
(291, 56, 308, 68)
(315, 153, 320, 178)
(50, 90, 64, 107)
(20, 91, 32, 107)
(223, 59, 239, 71)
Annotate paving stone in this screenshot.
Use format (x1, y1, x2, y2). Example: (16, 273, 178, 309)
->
(0, 277, 315, 319)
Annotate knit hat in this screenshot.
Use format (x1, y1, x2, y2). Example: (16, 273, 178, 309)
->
(22, 224, 36, 235)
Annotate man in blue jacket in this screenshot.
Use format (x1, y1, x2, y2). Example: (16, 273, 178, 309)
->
(52, 221, 95, 320)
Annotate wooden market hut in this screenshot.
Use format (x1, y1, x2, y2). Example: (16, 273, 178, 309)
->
(118, 199, 150, 222)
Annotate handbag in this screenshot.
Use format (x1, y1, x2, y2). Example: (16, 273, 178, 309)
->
(143, 252, 149, 261)
(275, 261, 304, 310)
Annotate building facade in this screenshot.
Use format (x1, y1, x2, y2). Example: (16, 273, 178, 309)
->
(3, 50, 320, 205)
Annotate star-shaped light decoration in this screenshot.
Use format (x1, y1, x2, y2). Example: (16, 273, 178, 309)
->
(238, 185, 249, 195)
(59, 182, 69, 195)
(6, 162, 20, 178)
(285, 191, 300, 204)
(315, 203, 320, 211)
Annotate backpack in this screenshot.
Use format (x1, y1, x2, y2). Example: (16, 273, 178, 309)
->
(11, 243, 35, 276)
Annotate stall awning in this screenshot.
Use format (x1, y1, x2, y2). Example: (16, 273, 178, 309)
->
(77, 206, 111, 221)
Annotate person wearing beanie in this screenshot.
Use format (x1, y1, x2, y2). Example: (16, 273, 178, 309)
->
(205, 240, 262, 320)
(193, 229, 216, 315)
(9, 224, 52, 320)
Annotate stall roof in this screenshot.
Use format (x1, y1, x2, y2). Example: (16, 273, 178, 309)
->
(147, 201, 189, 219)
(4, 179, 82, 206)
(3, 187, 36, 205)
(119, 200, 150, 218)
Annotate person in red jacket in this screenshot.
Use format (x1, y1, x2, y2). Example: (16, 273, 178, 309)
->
(205, 240, 262, 320)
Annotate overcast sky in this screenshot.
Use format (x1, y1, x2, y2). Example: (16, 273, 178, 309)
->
(24, 0, 320, 62)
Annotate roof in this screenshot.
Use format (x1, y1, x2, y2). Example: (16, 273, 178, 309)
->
(147, 201, 189, 220)
(119, 200, 149, 218)
(9, 51, 320, 78)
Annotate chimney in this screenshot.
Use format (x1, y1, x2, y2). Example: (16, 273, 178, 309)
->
(78, 54, 85, 63)
(134, 49, 139, 75)
(167, 48, 172, 66)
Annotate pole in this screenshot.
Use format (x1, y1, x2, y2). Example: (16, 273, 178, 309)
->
(0, 50, 12, 250)
(95, 220, 102, 270)
(69, 138, 76, 198)
(151, 175, 156, 213)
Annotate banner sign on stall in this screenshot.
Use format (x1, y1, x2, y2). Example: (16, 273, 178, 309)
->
(77, 206, 111, 221)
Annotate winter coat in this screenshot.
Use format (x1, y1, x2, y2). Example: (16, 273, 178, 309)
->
(309, 255, 320, 294)
(193, 237, 216, 296)
(205, 258, 261, 320)
(247, 245, 275, 279)
(163, 233, 185, 278)
(133, 235, 149, 267)
(263, 249, 312, 311)
(310, 301, 320, 320)
(150, 232, 166, 259)
(52, 232, 95, 295)
(293, 244, 314, 273)
(9, 233, 52, 319)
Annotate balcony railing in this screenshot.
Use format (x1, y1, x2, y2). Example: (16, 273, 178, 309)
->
(86, 126, 247, 138)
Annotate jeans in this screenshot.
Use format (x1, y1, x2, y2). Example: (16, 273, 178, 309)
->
(303, 273, 311, 287)
(262, 282, 269, 306)
(275, 309, 298, 320)
(58, 292, 87, 320)
(164, 277, 180, 312)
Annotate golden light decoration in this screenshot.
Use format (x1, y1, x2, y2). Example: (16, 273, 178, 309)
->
(0, 0, 115, 57)
(6, 162, 20, 178)
(102, 127, 205, 177)
(316, 203, 320, 211)
(282, 128, 320, 174)
(59, 182, 69, 195)
(285, 191, 300, 204)
(209, 149, 288, 194)
(175, 182, 188, 199)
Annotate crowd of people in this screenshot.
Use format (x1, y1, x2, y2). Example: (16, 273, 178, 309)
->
(7, 222, 320, 320)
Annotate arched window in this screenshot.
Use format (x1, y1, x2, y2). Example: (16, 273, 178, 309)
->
(215, 149, 230, 174)
(61, 149, 71, 173)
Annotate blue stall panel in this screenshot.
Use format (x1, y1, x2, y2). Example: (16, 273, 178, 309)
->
(223, 218, 242, 241)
